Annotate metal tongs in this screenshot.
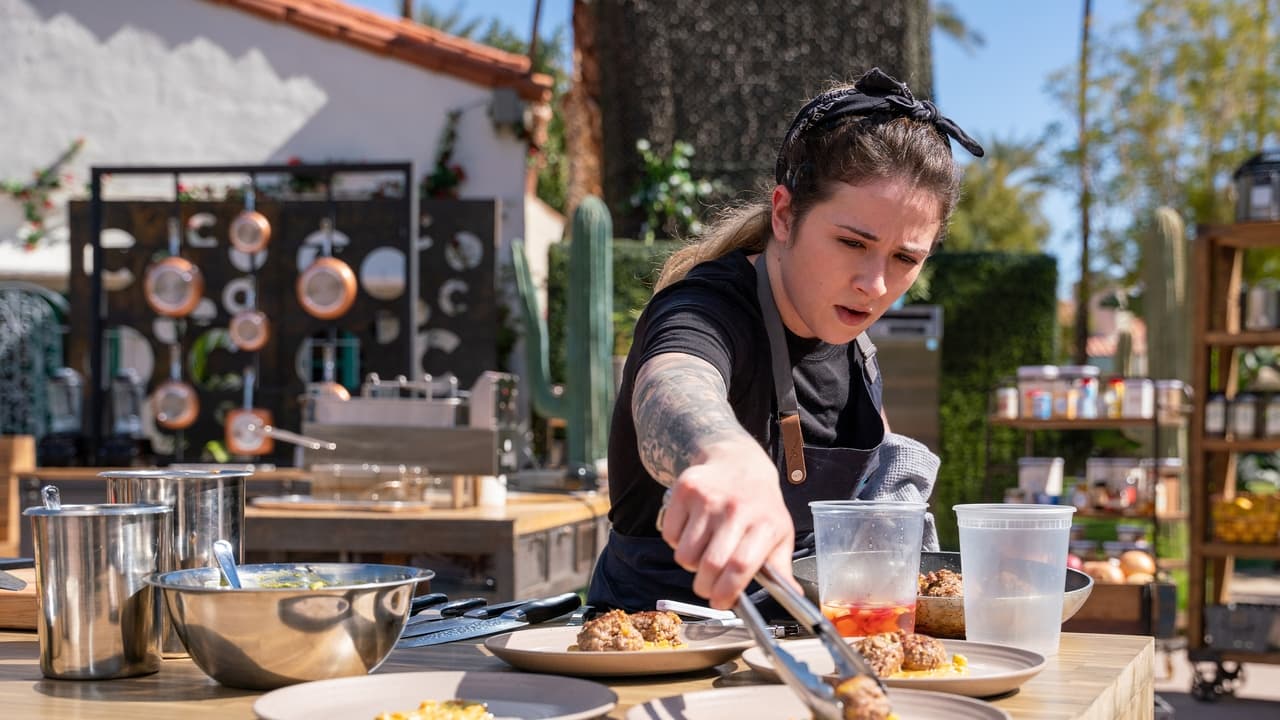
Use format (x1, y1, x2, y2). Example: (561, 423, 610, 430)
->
(735, 562, 886, 720)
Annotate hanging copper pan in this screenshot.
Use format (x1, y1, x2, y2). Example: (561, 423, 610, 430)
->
(228, 309, 271, 352)
(145, 217, 204, 318)
(228, 277, 269, 352)
(297, 217, 357, 320)
(225, 367, 273, 456)
(153, 343, 198, 430)
(229, 188, 271, 254)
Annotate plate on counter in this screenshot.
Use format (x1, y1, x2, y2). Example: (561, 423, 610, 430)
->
(742, 637, 1045, 698)
(625, 684, 1011, 720)
(253, 670, 616, 720)
(484, 624, 754, 677)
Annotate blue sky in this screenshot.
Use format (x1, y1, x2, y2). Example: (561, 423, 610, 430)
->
(352, 1, 1139, 298)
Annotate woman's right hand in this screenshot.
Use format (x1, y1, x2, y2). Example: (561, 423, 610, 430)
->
(658, 436, 796, 610)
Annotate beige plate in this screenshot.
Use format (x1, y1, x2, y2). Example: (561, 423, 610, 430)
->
(485, 624, 754, 677)
(625, 684, 1011, 720)
(742, 637, 1045, 698)
(253, 670, 616, 720)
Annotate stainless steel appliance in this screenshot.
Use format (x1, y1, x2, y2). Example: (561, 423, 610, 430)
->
(299, 371, 521, 483)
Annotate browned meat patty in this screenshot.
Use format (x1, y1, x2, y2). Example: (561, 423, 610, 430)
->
(628, 610, 683, 644)
(900, 632, 949, 671)
(576, 609, 644, 651)
(834, 674, 893, 720)
(853, 632, 904, 678)
(919, 568, 963, 597)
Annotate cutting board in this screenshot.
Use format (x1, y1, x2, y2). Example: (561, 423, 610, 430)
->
(0, 568, 37, 629)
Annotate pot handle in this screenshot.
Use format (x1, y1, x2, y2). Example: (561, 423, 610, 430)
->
(245, 423, 337, 452)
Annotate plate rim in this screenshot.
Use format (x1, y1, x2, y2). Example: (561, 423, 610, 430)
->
(251, 669, 618, 720)
(623, 683, 1012, 720)
(741, 637, 1046, 697)
(483, 624, 755, 677)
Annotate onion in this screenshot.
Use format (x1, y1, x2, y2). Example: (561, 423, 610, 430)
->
(1067, 554, 1084, 570)
(1083, 560, 1126, 584)
(1119, 550, 1156, 577)
(1126, 572, 1155, 585)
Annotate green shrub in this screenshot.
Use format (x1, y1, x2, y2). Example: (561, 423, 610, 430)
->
(916, 252, 1058, 548)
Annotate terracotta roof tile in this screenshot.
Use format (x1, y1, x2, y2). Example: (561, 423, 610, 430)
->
(206, 0, 553, 102)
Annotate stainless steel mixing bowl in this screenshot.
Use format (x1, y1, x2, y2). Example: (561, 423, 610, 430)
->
(148, 562, 432, 690)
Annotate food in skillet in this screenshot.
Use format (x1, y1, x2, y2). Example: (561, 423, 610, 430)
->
(572, 608, 685, 651)
(374, 699, 492, 720)
(917, 568, 962, 597)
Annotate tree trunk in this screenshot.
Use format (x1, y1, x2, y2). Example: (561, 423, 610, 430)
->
(564, 0, 604, 217)
(1073, 0, 1093, 365)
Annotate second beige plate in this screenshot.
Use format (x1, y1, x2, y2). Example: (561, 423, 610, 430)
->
(625, 684, 1011, 720)
(485, 624, 754, 677)
(742, 637, 1045, 698)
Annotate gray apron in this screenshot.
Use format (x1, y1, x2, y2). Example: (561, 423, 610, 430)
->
(588, 255, 885, 613)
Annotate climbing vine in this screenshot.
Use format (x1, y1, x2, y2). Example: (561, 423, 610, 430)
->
(1, 138, 85, 249)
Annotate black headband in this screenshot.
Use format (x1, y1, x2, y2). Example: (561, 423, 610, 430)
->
(774, 67, 985, 188)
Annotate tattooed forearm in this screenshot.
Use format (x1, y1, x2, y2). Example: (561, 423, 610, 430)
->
(632, 353, 755, 486)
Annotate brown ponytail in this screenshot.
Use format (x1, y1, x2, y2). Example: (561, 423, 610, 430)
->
(653, 202, 771, 293)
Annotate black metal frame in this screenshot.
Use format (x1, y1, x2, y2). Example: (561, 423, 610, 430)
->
(86, 162, 413, 460)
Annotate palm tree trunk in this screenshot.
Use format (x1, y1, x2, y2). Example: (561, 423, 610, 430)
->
(1073, 0, 1093, 365)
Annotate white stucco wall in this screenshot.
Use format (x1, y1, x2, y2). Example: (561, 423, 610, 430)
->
(0, 0, 532, 286)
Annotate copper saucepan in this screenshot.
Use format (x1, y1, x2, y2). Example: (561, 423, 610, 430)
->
(225, 367, 273, 456)
(297, 217, 357, 320)
(229, 187, 271, 254)
(153, 343, 199, 430)
(145, 217, 204, 318)
(227, 280, 270, 352)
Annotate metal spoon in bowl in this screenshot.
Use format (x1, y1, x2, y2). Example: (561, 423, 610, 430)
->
(213, 540, 242, 589)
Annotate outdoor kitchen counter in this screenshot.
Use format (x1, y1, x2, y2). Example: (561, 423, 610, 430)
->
(0, 631, 1154, 719)
(245, 492, 612, 601)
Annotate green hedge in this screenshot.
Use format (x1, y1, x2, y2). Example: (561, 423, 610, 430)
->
(917, 252, 1058, 549)
(547, 239, 676, 382)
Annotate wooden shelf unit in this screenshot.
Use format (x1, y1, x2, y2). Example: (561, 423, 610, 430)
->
(1187, 221, 1280, 664)
(989, 417, 1185, 431)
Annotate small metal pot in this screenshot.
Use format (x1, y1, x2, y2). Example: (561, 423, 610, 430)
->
(297, 257, 357, 320)
(229, 309, 271, 352)
(226, 407, 274, 456)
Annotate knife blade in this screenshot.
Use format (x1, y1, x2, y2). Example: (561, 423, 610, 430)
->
(401, 597, 552, 637)
(396, 592, 581, 648)
(0, 568, 27, 592)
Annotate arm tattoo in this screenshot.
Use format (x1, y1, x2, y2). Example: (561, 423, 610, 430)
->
(632, 353, 755, 486)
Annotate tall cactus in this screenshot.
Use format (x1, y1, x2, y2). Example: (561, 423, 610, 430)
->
(513, 196, 615, 467)
(1143, 207, 1190, 382)
(1142, 206, 1190, 461)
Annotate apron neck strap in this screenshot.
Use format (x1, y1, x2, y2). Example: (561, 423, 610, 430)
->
(755, 254, 808, 484)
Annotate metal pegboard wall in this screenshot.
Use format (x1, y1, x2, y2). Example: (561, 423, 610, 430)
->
(67, 181, 414, 465)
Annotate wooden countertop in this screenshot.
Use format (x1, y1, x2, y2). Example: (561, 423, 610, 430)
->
(0, 631, 1152, 719)
(245, 492, 611, 535)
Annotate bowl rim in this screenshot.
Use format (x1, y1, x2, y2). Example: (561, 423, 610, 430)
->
(145, 562, 434, 592)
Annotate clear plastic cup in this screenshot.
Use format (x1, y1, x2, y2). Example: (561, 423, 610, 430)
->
(810, 500, 926, 637)
(955, 503, 1076, 656)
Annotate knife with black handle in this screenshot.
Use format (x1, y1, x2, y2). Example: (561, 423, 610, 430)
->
(403, 597, 531, 633)
(396, 592, 582, 648)
(410, 592, 450, 615)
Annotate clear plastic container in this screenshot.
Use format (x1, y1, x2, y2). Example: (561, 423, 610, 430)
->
(955, 503, 1076, 656)
(1017, 366, 1060, 419)
(1018, 457, 1065, 497)
(811, 500, 926, 637)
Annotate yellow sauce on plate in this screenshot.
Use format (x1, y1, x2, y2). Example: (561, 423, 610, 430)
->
(890, 653, 968, 679)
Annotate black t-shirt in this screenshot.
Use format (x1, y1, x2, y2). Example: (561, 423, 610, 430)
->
(607, 249, 883, 536)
